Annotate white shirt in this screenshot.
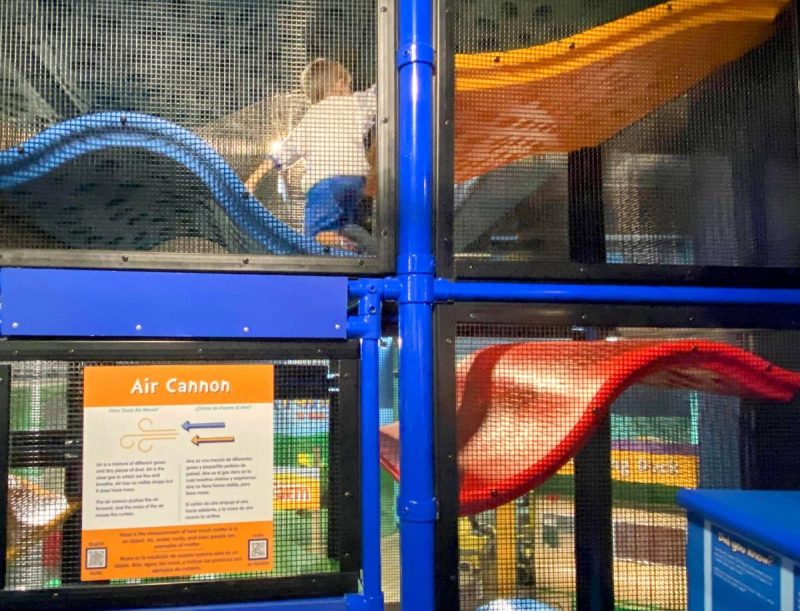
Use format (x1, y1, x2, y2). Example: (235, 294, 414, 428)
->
(274, 87, 376, 192)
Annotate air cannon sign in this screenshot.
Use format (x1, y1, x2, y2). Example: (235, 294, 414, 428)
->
(81, 364, 274, 581)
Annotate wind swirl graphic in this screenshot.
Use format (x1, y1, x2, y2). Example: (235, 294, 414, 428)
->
(119, 417, 178, 453)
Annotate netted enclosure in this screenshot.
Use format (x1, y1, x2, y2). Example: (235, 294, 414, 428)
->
(429, 305, 800, 610)
(0, 342, 361, 609)
(442, 0, 800, 282)
(0, 0, 393, 270)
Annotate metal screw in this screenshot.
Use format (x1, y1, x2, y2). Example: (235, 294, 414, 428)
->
(11, 322, 18, 329)
(334, 323, 342, 330)
(242, 257, 250, 264)
(381, 116, 389, 124)
(121, 255, 129, 262)
(368, 284, 377, 293)
(380, 5, 387, 11)
(135, 324, 142, 331)
(243, 326, 250, 333)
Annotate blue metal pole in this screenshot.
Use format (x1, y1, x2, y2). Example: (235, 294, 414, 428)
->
(434, 279, 800, 305)
(358, 294, 384, 609)
(397, 0, 436, 607)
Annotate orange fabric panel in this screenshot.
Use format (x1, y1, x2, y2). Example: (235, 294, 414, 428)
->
(453, 0, 789, 182)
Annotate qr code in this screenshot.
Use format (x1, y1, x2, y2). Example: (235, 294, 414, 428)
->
(248, 538, 268, 561)
(85, 547, 107, 569)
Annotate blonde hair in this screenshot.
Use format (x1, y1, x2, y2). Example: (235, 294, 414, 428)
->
(300, 58, 352, 104)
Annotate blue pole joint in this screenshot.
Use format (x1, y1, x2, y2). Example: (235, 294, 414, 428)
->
(397, 496, 438, 523)
(397, 43, 436, 71)
(347, 292, 382, 340)
(398, 253, 435, 275)
(348, 279, 383, 299)
(400, 274, 435, 305)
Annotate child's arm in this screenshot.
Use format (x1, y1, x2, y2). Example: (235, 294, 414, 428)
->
(245, 123, 307, 194)
(245, 159, 273, 193)
(355, 84, 377, 133)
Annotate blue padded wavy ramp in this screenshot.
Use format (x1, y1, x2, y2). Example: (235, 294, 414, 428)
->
(0, 112, 345, 256)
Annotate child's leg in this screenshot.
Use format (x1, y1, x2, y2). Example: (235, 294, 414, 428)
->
(315, 230, 359, 251)
(305, 176, 367, 252)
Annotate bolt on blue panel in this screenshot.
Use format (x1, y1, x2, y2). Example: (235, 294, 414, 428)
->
(0, 268, 348, 339)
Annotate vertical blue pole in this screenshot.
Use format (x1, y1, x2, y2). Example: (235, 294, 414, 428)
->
(348, 288, 385, 610)
(397, 0, 436, 608)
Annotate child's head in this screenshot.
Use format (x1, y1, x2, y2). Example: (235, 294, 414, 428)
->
(301, 58, 352, 104)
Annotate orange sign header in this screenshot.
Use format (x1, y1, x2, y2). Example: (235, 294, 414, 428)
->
(84, 364, 274, 407)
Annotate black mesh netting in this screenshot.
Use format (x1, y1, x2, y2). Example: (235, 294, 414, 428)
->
(451, 0, 800, 271)
(0, 0, 379, 257)
(453, 324, 800, 610)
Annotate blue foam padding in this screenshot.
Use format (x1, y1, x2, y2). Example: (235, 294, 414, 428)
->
(0, 112, 350, 256)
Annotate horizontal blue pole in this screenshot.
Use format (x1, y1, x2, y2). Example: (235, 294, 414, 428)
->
(434, 279, 800, 305)
(124, 597, 347, 611)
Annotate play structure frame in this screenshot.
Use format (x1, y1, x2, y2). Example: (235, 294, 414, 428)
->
(0, 340, 363, 610)
(2, 0, 800, 610)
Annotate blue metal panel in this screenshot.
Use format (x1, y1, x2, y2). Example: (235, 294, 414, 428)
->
(677, 490, 800, 564)
(0, 268, 348, 339)
(124, 597, 348, 611)
(434, 279, 800, 305)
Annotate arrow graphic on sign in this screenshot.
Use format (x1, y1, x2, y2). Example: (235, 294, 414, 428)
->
(182, 421, 226, 432)
(191, 435, 235, 446)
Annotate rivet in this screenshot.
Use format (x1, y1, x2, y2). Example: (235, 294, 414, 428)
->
(121, 255, 129, 262)
(335, 323, 341, 330)
(380, 5, 387, 11)
(242, 257, 250, 264)
(10, 322, 18, 329)
(382, 116, 389, 124)
(243, 326, 250, 333)
(135, 324, 142, 331)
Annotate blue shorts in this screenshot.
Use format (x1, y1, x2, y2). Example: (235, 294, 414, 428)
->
(305, 176, 366, 238)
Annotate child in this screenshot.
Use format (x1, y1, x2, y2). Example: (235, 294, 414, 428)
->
(247, 58, 376, 252)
